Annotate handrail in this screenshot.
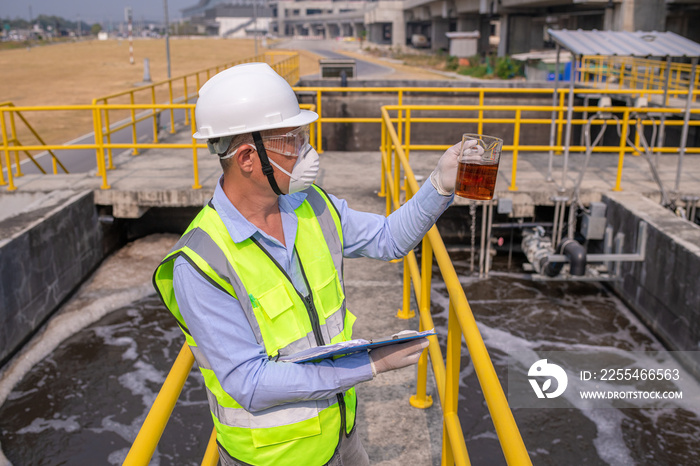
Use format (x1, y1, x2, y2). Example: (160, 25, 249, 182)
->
(380, 102, 700, 192)
(4, 87, 700, 192)
(92, 51, 299, 167)
(380, 106, 532, 465)
(122, 343, 221, 465)
(0, 102, 68, 191)
(1, 101, 317, 191)
(580, 55, 700, 103)
(291, 85, 699, 157)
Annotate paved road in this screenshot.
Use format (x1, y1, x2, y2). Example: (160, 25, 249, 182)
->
(275, 38, 397, 79)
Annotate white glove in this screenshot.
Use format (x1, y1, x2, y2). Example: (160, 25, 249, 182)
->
(369, 338, 429, 376)
(429, 139, 478, 196)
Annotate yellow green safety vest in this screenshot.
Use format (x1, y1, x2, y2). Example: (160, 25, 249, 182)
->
(153, 185, 358, 466)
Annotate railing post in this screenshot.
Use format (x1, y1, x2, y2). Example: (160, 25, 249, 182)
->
(183, 76, 190, 125)
(420, 237, 433, 322)
(393, 143, 400, 209)
(316, 90, 323, 153)
(103, 106, 114, 169)
(444, 301, 467, 466)
(8, 110, 23, 177)
(397, 92, 404, 171)
(130, 93, 139, 155)
(93, 105, 111, 190)
(378, 115, 386, 198)
(168, 81, 176, 134)
(201, 428, 220, 466)
(151, 87, 160, 143)
(509, 108, 521, 191)
(478, 90, 484, 136)
(123, 343, 194, 466)
(409, 310, 433, 410)
(405, 108, 411, 161)
(556, 91, 565, 154)
(402, 108, 411, 192)
(614, 109, 630, 192)
(1, 109, 17, 191)
(191, 108, 202, 189)
(397, 257, 416, 319)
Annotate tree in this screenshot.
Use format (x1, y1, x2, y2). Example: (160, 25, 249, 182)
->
(91, 23, 102, 35)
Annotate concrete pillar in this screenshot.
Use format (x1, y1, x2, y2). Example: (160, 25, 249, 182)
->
(498, 14, 508, 56)
(634, 0, 665, 30)
(277, 6, 286, 38)
(431, 18, 450, 51)
(619, 0, 635, 31)
(324, 23, 331, 38)
(478, 15, 490, 55)
(393, 18, 406, 49)
(604, 5, 615, 30)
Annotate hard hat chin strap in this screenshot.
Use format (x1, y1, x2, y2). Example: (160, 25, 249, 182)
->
(252, 131, 283, 196)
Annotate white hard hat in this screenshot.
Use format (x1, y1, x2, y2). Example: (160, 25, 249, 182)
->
(193, 62, 318, 140)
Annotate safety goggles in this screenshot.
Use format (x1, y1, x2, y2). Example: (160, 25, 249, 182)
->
(262, 125, 311, 157)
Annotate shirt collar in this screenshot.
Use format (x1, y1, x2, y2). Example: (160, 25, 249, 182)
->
(211, 176, 307, 243)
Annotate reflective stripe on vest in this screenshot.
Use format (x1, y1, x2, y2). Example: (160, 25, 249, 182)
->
(153, 185, 356, 466)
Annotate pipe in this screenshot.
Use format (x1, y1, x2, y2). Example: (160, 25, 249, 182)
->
(558, 238, 587, 276)
(547, 44, 561, 182)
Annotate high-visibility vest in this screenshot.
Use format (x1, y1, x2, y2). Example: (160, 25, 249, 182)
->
(153, 185, 358, 466)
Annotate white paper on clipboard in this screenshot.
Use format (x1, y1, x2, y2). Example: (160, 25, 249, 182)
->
(277, 329, 436, 364)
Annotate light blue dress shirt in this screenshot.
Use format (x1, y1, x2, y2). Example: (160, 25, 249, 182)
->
(173, 177, 453, 412)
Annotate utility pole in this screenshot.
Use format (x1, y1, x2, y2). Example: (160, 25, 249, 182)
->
(77, 14, 81, 38)
(28, 5, 32, 24)
(253, 0, 258, 56)
(126, 7, 134, 64)
(163, 0, 171, 79)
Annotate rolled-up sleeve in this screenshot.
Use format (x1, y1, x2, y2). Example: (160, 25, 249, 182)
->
(173, 257, 374, 412)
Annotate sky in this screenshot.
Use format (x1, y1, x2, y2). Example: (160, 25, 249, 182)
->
(1, 0, 197, 24)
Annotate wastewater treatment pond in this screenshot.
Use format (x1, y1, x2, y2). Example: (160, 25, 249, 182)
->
(0, 252, 699, 465)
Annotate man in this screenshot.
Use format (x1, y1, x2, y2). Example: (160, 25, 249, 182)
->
(154, 63, 463, 466)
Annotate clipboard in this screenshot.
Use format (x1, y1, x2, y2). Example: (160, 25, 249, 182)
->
(277, 329, 436, 364)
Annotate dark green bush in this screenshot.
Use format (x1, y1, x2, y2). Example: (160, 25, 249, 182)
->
(495, 56, 524, 79)
(445, 55, 459, 71)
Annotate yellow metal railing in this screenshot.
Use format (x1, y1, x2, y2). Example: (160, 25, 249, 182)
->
(377, 102, 700, 192)
(4, 86, 700, 193)
(0, 102, 69, 191)
(122, 343, 220, 466)
(580, 55, 700, 103)
(0, 101, 316, 193)
(380, 107, 532, 465)
(92, 51, 299, 168)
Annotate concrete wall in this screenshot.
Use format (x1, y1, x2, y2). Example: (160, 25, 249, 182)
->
(0, 191, 104, 365)
(603, 192, 700, 374)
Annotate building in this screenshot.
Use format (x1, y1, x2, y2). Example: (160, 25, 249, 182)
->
(181, 0, 700, 55)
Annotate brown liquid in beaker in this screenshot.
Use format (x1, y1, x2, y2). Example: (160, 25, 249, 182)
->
(455, 161, 499, 200)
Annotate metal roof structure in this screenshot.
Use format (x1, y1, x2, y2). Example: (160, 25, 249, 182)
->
(547, 29, 700, 58)
(544, 29, 700, 194)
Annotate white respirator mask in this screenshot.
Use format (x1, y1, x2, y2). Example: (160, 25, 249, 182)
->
(268, 144, 320, 194)
(237, 143, 320, 194)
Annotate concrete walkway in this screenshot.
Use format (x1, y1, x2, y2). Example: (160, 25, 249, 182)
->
(5, 121, 700, 217)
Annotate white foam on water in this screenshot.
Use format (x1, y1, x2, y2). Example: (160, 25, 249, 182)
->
(0, 286, 155, 466)
(15, 415, 81, 434)
(119, 360, 165, 407)
(586, 409, 636, 466)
